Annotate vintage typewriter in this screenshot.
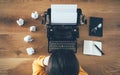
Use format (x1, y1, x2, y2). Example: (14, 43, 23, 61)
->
(42, 4, 86, 53)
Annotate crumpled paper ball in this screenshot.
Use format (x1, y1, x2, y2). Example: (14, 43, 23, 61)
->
(26, 47, 35, 55)
(31, 11, 39, 19)
(16, 18, 24, 26)
(24, 35, 33, 43)
(30, 26, 37, 32)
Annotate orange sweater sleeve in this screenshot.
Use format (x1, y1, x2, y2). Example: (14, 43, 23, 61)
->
(32, 55, 88, 75)
(32, 55, 47, 75)
(79, 67, 88, 75)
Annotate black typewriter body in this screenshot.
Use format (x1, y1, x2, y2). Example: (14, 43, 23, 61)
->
(47, 25, 79, 53)
(42, 6, 86, 53)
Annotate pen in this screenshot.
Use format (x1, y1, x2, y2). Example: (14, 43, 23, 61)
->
(93, 44, 104, 55)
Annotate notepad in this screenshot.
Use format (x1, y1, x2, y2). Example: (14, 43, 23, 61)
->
(83, 40, 102, 56)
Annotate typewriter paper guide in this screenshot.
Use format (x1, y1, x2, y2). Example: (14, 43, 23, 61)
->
(51, 4, 77, 25)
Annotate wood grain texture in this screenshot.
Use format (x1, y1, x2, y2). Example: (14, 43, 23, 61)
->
(0, 0, 120, 75)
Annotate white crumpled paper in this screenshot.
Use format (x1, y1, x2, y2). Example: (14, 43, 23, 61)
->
(24, 35, 33, 43)
(31, 11, 39, 19)
(16, 18, 24, 26)
(26, 47, 35, 55)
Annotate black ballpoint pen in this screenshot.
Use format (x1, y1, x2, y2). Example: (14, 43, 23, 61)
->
(93, 44, 104, 55)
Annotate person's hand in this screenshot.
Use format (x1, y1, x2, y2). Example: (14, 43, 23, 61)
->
(43, 56, 50, 66)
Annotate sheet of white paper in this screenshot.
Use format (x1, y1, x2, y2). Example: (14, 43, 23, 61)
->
(83, 40, 93, 55)
(51, 4, 77, 13)
(51, 4, 77, 24)
(51, 12, 77, 24)
(83, 40, 102, 56)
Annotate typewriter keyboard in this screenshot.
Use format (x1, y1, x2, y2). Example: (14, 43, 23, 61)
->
(48, 41, 77, 51)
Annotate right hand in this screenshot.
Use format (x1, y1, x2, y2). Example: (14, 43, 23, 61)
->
(43, 56, 50, 66)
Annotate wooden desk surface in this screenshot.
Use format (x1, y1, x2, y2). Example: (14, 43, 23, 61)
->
(0, 0, 120, 75)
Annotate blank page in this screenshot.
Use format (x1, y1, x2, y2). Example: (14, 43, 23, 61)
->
(51, 4, 77, 13)
(51, 4, 77, 24)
